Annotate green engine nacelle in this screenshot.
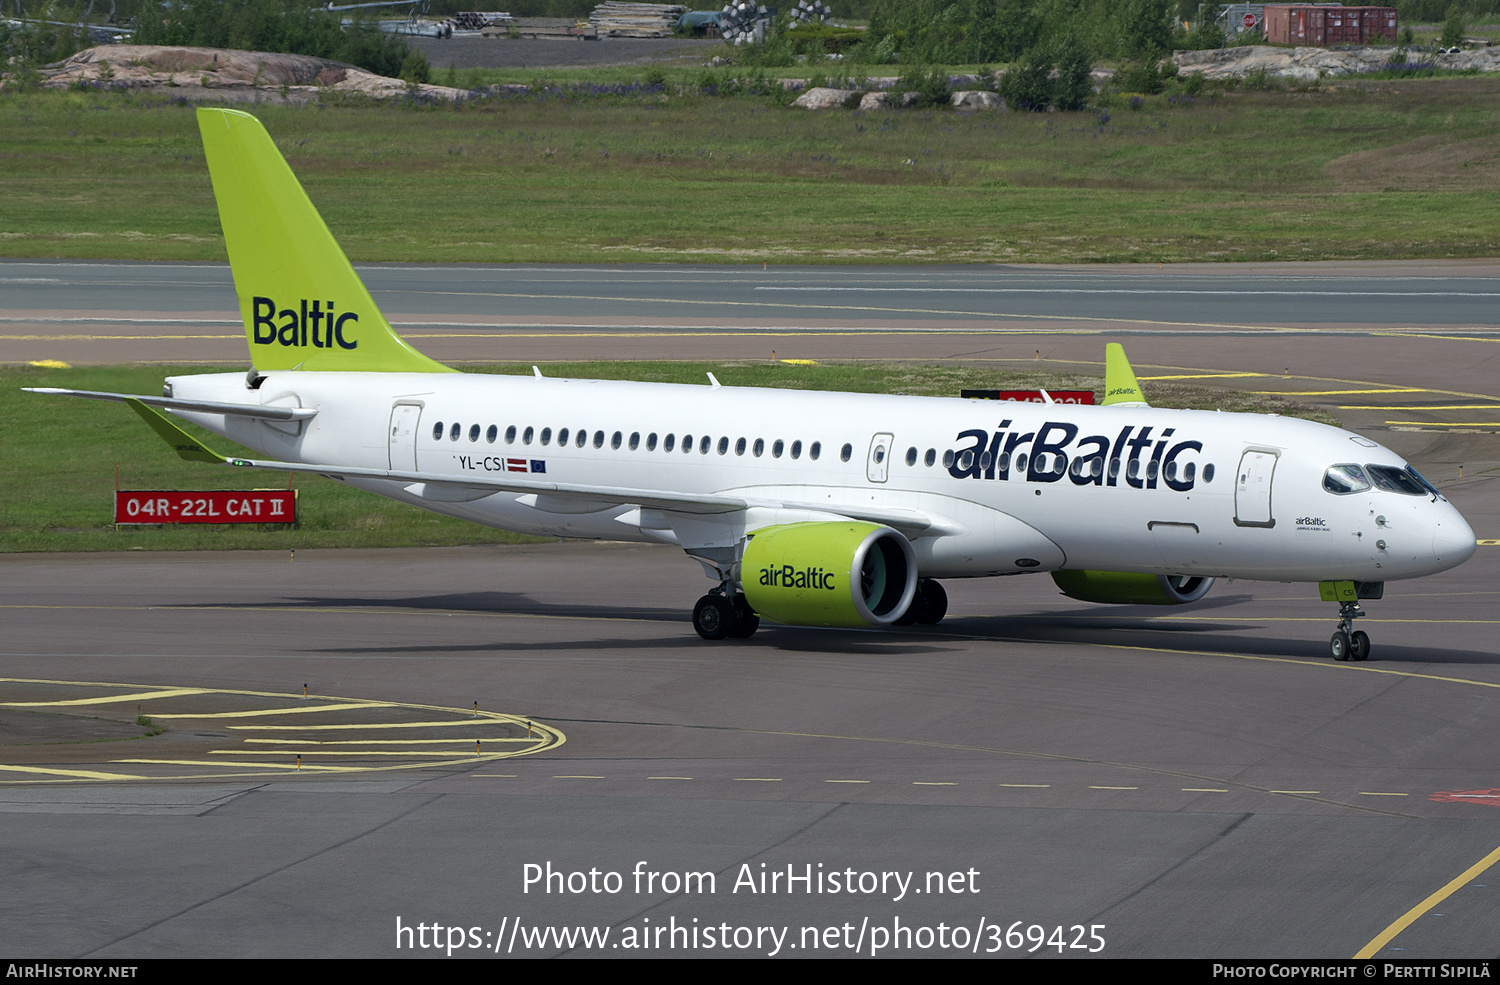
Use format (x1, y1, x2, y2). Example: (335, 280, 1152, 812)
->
(741, 522, 918, 627)
(1051, 570, 1215, 605)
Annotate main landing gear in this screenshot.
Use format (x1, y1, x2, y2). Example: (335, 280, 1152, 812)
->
(894, 578, 948, 627)
(693, 590, 759, 641)
(1329, 600, 1370, 662)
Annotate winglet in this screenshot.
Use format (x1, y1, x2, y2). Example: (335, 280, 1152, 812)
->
(1102, 343, 1149, 407)
(125, 399, 228, 464)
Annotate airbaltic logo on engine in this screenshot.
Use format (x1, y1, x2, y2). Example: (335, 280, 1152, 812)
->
(252, 297, 359, 349)
(758, 565, 836, 591)
(947, 419, 1205, 492)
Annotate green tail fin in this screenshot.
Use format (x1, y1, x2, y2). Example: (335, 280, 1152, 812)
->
(196, 107, 453, 374)
(1102, 342, 1148, 407)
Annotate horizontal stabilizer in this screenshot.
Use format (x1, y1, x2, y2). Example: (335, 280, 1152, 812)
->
(25, 388, 317, 421)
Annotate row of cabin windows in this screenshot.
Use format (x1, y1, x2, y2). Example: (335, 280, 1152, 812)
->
(427, 422, 1215, 484)
(431, 421, 843, 462)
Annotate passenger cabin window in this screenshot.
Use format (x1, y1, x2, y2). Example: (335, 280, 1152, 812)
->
(505, 425, 517, 444)
(810, 442, 822, 461)
(486, 425, 498, 443)
(432, 422, 444, 441)
(772, 439, 784, 459)
(469, 424, 480, 442)
(540, 427, 552, 446)
(523, 426, 534, 445)
(449, 423, 461, 441)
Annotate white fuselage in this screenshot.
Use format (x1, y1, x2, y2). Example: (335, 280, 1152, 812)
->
(167, 370, 1477, 584)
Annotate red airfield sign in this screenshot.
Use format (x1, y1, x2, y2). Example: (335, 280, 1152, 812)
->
(115, 490, 297, 525)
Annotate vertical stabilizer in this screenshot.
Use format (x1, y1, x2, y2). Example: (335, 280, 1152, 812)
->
(1102, 342, 1148, 407)
(196, 107, 453, 373)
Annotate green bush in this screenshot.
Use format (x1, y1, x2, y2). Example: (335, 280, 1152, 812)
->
(133, 0, 416, 79)
(1439, 3, 1466, 48)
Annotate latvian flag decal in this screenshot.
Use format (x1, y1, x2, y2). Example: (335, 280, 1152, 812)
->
(504, 459, 547, 474)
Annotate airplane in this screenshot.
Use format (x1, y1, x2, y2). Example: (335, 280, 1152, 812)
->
(28, 108, 1479, 659)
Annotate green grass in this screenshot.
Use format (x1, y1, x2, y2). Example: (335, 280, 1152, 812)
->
(3, 360, 1336, 553)
(5, 78, 1500, 263)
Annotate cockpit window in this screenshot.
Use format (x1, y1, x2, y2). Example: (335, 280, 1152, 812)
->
(1366, 464, 1427, 496)
(1323, 464, 1370, 495)
(1406, 466, 1443, 500)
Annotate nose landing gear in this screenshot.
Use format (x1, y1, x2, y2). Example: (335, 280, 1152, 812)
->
(1321, 580, 1381, 662)
(1330, 601, 1370, 662)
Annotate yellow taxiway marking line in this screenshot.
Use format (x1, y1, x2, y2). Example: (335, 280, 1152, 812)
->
(913, 781, 956, 786)
(999, 783, 1051, 788)
(1183, 788, 1229, 793)
(113, 759, 359, 772)
(230, 719, 521, 730)
(1253, 388, 1426, 395)
(825, 779, 870, 784)
(1359, 792, 1410, 797)
(0, 688, 210, 707)
(1146, 616, 1500, 625)
(0, 764, 146, 780)
(208, 749, 503, 757)
(1090, 785, 1139, 790)
(1385, 421, 1500, 427)
(735, 777, 782, 782)
(150, 702, 396, 719)
(1140, 373, 1266, 380)
(553, 775, 603, 779)
(648, 776, 693, 780)
(402, 289, 1337, 334)
(472, 774, 518, 778)
(241, 737, 536, 745)
(1269, 790, 1322, 795)
(1355, 844, 1500, 959)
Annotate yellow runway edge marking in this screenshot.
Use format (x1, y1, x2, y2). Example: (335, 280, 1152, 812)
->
(1355, 844, 1500, 959)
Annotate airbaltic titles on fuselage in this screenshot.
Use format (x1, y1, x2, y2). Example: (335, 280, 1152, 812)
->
(948, 418, 1205, 491)
(252, 296, 359, 349)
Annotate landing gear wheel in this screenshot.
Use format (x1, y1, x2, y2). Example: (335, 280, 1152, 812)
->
(728, 594, 759, 639)
(895, 579, 947, 627)
(915, 579, 947, 625)
(1349, 630, 1371, 662)
(1330, 630, 1351, 661)
(693, 594, 734, 641)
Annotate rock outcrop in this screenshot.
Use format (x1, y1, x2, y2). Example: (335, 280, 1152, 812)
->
(30, 45, 470, 101)
(1174, 44, 1500, 80)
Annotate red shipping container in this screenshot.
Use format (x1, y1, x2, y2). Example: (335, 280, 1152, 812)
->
(1263, 5, 1395, 46)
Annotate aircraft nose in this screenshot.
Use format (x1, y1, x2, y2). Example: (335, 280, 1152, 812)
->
(1433, 510, 1478, 568)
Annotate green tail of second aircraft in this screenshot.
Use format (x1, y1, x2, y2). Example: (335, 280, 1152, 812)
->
(197, 107, 453, 374)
